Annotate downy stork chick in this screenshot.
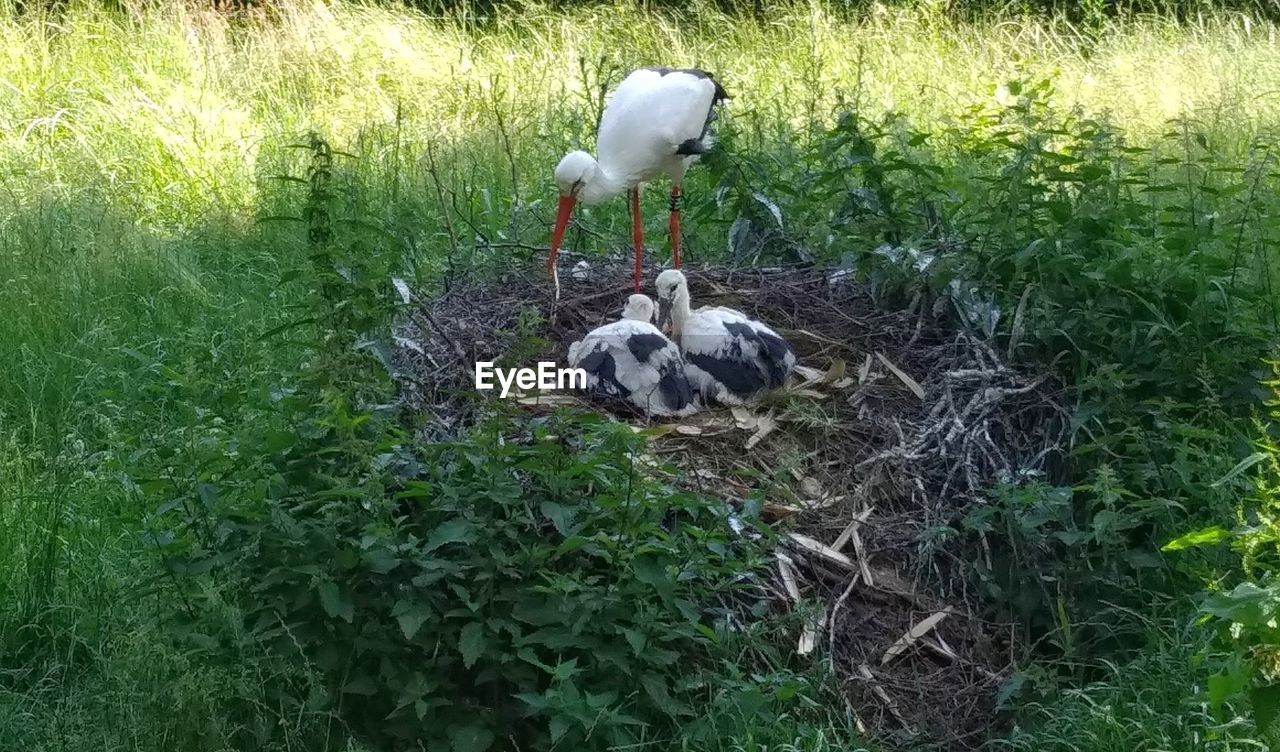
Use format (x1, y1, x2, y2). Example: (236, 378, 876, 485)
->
(567, 293, 698, 418)
(654, 269, 796, 405)
(549, 68, 729, 292)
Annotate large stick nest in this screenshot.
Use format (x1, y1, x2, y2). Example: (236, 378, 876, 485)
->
(393, 259, 1069, 749)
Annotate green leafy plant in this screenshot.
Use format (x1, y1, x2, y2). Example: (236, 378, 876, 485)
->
(704, 75, 1273, 657)
(1160, 359, 1280, 741)
(141, 133, 832, 752)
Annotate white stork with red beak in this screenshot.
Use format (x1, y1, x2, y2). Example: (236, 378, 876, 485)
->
(548, 67, 729, 293)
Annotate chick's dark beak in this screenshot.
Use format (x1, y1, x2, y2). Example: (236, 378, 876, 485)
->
(656, 297, 672, 333)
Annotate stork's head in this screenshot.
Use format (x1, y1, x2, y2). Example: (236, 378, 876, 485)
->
(548, 150, 600, 277)
(554, 151, 597, 198)
(654, 269, 689, 334)
(621, 293, 655, 323)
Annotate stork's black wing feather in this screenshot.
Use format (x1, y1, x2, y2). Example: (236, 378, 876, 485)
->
(675, 139, 709, 156)
(721, 321, 760, 345)
(625, 333, 670, 364)
(576, 346, 626, 397)
(720, 320, 793, 388)
(753, 329, 795, 387)
(686, 351, 767, 399)
(706, 74, 730, 103)
(656, 361, 695, 411)
(687, 320, 769, 398)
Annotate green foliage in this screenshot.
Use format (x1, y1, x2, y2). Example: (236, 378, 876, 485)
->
(1160, 359, 1280, 743)
(157, 406, 810, 750)
(131, 135, 835, 751)
(0, 614, 337, 751)
(2, 2, 1279, 751)
(698, 69, 1280, 747)
(704, 75, 1276, 662)
(999, 618, 1261, 751)
(959, 479, 1154, 653)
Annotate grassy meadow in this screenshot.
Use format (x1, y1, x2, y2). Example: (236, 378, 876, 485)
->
(2, 0, 1280, 749)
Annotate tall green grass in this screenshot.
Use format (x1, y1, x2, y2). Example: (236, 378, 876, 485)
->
(1000, 620, 1259, 751)
(1, 1, 1279, 749)
(5, 2, 1280, 226)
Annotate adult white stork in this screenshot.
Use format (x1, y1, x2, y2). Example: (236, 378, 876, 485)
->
(567, 293, 698, 417)
(653, 270, 796, 406)
(548, 67, 729, 292)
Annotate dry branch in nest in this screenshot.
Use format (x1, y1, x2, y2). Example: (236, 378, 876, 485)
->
(393, 259, 1069, 748)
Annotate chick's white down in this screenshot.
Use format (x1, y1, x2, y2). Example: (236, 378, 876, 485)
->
(654, 269, 796, 406)
(567, 293, 698, 417)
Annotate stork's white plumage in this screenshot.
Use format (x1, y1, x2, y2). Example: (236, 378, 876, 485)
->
(567, 293, 698, 417)
(549, 68, 729, 292)
(654, 270, 796, 406)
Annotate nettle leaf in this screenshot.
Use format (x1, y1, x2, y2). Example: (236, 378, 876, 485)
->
(363, 546, 400, 573)
(623, 628, 647, 655)
(555, 535, 589, 556)
(673, 599, 700, 624)
(643, 644, 680, 667)
(549, 714, 571, 744)
(459, 622, 487, 668)
(995, 673, 1027, 710)
(640, 673, 682, 717)
(342, 676, 378, 696)
(1124, 549, 1164, 569)
(540, 501, 575, 536)
(316, 581, 353, 622)
(525, 643, 566, 674)
(424, 519, 477, 553)
(552, 658, 579, 682)
(632, 555, 675, 602)
(513, 599, 564, 627)
(514, 690, 549, 710)
(197, 482, 218, 510)
(395, 600, 432, 641)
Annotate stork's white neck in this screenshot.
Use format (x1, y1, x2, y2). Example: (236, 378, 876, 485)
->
(579, 158, 626, 205)
(669, 284, 693, 339)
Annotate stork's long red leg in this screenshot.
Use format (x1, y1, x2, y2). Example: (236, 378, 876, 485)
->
(668, 185, 683, 269)
(630, 186, 644, 291)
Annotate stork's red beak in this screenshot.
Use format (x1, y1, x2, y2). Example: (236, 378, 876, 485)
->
(547, 194, 577, 274)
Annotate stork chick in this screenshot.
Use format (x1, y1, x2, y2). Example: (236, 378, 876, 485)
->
(567, 293, 698, 418)
(654, 269, 795, 405)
